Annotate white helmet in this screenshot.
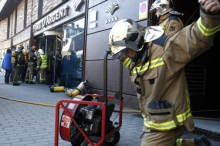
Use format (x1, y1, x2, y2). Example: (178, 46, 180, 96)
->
(16, 45, 24, 52)
(150, 0, 173, 15)
(38, 49, 44, 55)
(109, 19, 145, 59)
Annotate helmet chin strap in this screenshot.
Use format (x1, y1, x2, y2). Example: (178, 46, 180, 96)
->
(134, 43, 150, 64)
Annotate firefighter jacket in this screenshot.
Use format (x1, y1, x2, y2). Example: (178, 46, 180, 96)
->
(122, 10, 220, 132)
(37, 54, 47, 69)
(159, 13, 184, 36)
(15, 51, 25, 66)
(27, 49, 37, 66)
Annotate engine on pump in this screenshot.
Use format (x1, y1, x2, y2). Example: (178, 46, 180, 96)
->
(60, 95, 120, 146)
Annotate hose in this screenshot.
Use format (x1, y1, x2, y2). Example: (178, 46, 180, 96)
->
(0, 96, 55, 107)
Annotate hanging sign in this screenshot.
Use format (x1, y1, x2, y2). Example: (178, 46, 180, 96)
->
(139, 1, 148, 20)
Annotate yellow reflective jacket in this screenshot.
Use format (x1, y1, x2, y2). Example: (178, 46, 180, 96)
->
(123, 11, 220, 132)
(37, 55, 47, 69)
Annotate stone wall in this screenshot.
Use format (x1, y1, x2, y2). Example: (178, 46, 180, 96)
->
(32, 0, 39, 22)
(42, 0, 63, 16)
(16, 0, 25, 33)
(0, 18, 8, 41)
(26, 0, 32, 26)
(9, 11, 16, 38)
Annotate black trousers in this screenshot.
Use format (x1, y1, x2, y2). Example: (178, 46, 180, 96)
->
(5, 69, 12, 83)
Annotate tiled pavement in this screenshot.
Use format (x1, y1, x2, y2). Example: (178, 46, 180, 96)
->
(0, 75, 219, 146)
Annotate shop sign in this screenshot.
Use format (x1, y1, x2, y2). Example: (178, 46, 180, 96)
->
(105, 2, 119, 24)
(72, 0, 84, 11)
(33, 6, 69, 32)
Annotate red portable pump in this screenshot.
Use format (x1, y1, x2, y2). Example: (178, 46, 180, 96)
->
(56, 51, 123, 146)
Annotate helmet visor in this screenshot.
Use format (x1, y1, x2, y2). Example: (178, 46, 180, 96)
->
(110, 40, 127, 60)
(110, 48, 127, 60)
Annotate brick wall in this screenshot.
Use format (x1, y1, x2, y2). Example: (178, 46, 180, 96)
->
(42, 0, 63, 15)
(16, 0, 25, 33)
(32, 0, 39, 22)
(26, 0, 32, 26)
(0, 18, 8, 41)
(9, 11, 16, 38)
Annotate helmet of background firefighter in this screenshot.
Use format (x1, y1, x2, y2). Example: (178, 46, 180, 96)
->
(31, 45, 38, 51)
(108, 19, 164, 59)
(150, 0, 174, 15)
(38, 49, 44, 55)
(16, 44, 24, 52)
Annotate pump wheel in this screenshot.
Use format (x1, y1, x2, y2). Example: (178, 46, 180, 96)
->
(104, 131, 120, 146)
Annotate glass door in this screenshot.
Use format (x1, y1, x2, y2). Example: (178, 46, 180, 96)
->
(62, 18, 85, 88)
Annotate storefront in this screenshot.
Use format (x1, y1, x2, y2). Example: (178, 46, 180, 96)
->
(32, 0, 85, 87)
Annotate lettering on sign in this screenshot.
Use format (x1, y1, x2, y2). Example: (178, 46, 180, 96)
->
(33, 6, 69, 32)
(105, 16, 118, 24)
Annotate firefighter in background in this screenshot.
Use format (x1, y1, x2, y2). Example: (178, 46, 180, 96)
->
(13, 45, 25, 86)
(25, 45, 37, 84)
(37, 49, 47, 83)
(108, 0, 220, 145)
(19, 49, 28, 83)
(62, 50, 80, 89)
(150, 0, 184, 36)
(54, 48, 62, 84)
(11, 47, 16, 82)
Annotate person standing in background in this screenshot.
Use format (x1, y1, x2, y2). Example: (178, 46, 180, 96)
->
(13, 45, 25, 86)
(37, 49, 47, 83)
(150, 0, 184, 36)
(1, 48, 12, 84)
(19, 49, 28, 83)
(25, 45, 37, 84)
(10, 47, 16, 82)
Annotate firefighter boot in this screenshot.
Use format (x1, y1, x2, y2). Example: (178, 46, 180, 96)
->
(194, 135, 211, 146)
(28, 81, 35, 84)
(13, 83, 20, 86)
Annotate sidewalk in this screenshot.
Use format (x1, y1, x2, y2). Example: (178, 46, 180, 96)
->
(0, 74, 219, 146)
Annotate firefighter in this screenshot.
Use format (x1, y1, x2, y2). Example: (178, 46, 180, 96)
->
(25, 45, 37, 84)
(37, 49, 47, 83)
(13, 45, 25, 86)
(108, 0, 219, 145)
(11, 47, 16, 82)
(19, 49, 28, 83)
(150, 0, 184, 36)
